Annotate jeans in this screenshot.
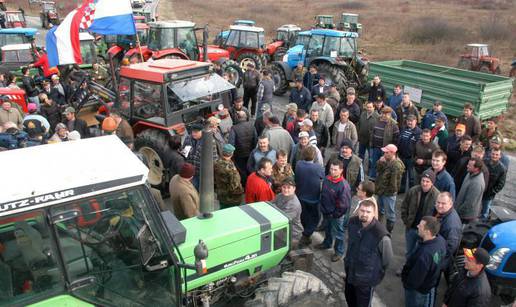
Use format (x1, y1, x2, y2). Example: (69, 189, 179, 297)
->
(405, 227, 419, 259)
(404, 287, 436, 307)
(300, 200, 320, 237)
(481, 197, 494, 219)
(378, 195, 397, 223)
(400, 157, 415, 192)
(322, 214, 345, 256)
(359, 143, 370, 166)
(368, 147, 383, 180)
(345, 280, 374, 307)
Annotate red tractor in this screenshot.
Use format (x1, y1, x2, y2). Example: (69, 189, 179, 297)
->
(120, 20, 243, 86)
(458, 44, 501, 74)
(5, 10, 26, 28)
(266, 24, 301, 62)
(106, 22, 149, 66)
(218, 24, 268, 71)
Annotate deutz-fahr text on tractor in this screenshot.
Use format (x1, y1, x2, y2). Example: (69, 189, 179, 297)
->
(0, 134, 333, 307)
(270, 28, 368, 96)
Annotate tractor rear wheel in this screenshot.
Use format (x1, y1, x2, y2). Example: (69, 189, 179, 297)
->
(316, 62, 348, 96)
(237, 52, 265, 72)
(273, 47, 288, 62)
(270, 64, 288, 96)
(221, 59, 243, 88)
(245, 270, 334, 307)
(479, 65, 491, 74)
(457, 58, 471, 70)
(134, 129, 171, 190)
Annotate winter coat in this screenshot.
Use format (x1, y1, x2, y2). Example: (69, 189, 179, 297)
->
(247, 147, 277, 174)
(290, 143, 323, 170)
(368, 82, 386, 103)
(396, 104, 421, 128)
(434, 168, 456, 200)
(303, 71, 320, 90)
(331, 120, 358, 148)
(357, 111, 378, 146)
(444, 269, 491, 307)
(484, 159, 507, 199)
(243, 69, 260, 89)
(455, 172, 485, 221)
(325, 153, 363, 190)
(289, 86, 312, 111)
(168, 175, 200, 220)
(263, 126, 294, 155)
(167, 150, 185, 179)
(456, 115, 481, 141)
(272, 194, 303, 240)
(228, 120, 257, 158)
(295, 160, 324, 204)
(414, 140, 439, 174)
(479, 128, 503, 151)
(431, 125, 448, 149)
(65, 118, 90, 139)
(229, 106, 250, 125)
(312, 119, 329, 148)
(397, 126, 422, 159)
(370, 118, 399, 148)
(421, 110, 448, 129)
(245, 172, 275, 203)
(310, 101, 334, 128)
(453, 156, 489, 192)
(214, 158, 244, 205)
(336, 100, 361, 125)
(40, 102, 62, 132)
(271, 163, 294, 193)
(401, 185, 440, 228)
(435, 207, 462, 269)
(311, 84, 330, 98)
(320, 175, 352, 218)
(376, 157, 405, 196)
(0, 108, 23, 128)
(386, 92, 402, 111)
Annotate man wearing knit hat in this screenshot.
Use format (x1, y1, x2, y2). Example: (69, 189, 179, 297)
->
(446, 123, 467, 159)
(169, 163, 200, 220)
(214, 144, 244, 208)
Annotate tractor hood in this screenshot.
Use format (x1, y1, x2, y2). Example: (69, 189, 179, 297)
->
(177, 202, 291, 290)
(286, 44, 305, 67)
(204, 44, 230, 61)
(485, 220, 516, 250)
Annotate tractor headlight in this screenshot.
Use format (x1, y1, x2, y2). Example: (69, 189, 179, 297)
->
(486, 248, 510, 270)
(282, 54, 288, 63)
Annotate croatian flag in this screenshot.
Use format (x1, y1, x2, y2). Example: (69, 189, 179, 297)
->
(46, 0, 136, 67)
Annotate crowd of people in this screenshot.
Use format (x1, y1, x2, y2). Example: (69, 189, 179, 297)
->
(0, 60, 510, 306)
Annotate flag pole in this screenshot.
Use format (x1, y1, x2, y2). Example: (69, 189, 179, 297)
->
(135, 30, 144, 62)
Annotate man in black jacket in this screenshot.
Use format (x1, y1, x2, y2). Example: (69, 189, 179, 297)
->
(402, 216, 446, 307)
(63, 106, 89, 138)
(443, 247, 491, 307)
(228, 110, 257, 185)
(345, 199, 393, 307)
(289, 78, 312, 112)
(481, 148, 507, 219)
(242, 63, 260, 116)
(21, 67, 40, 107)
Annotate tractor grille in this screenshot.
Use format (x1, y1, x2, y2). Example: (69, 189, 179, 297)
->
(481, 235, 495, 252)
(503, 253, 516, 273)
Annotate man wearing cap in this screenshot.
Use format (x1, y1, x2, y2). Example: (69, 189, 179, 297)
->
(430, 114, 448, 149)
(310, 94, 334, 129)
(289, 78, 312, 112)
(311, 76, 330, 99)
(396, 92, 421, 128)
(63, 106, 90, 139)
(481, 147, 507, 219)
(290, 131, 323, 169)
(446, 124, 467, 159)
(376, 144, 405, 232)
(169, 163, 200, 220)
(401, 216, 446, 307)
(23, 103, 50, 135)
(386, 84, 402, 111)
(245, 157, 275, 203)
(369, 106, 399, 180)
(401, 169, 440, 259)
(479, 118, 503, 151)
(443, 247, 492, 306)
(455, 157, 486, 224)
(414, 129, 439, 180)
(332, 108, 358, 150)
(214, 144, 244, 208)
(456, 102, 481, 142)
(373, 99, 397, 120)
(327, 83, 341, 108)
(272, 177, 303, 245)
(242, 63, 260, 116)
(0, 101, 23, 128)
(421, 101, 448, 130)
(398, 114, 422, 192)
(336, 87, 361, 125)
(229, 97, 250, 125)
(357, 101, 379, 162)
(263, 115, 294, 155)
(325, 139, 364, 193)
(318, 159, 352, 262)
(298, 118, 318, 146)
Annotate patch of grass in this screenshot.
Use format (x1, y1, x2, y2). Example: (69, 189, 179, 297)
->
(405, 17, 465, 44)
(341, 1, 368, 9)
(479, 15, 514, 41)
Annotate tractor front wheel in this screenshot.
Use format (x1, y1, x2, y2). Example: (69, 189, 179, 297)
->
(221, 59, 243, 88)
(237, 52, 265, 72)
(479, 65, 491, 74)
(134, 129, 171, 191)
(245, 270, 334, 307)
(270, 64, 288, 96)
(316, 62, 348, 96)
(457, 58, 471, 70)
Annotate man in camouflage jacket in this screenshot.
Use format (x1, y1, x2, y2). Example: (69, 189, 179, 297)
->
(214, 144, 244, 208)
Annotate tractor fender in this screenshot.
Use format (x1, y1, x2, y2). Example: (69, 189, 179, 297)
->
(132, 121, 184, 136)
(272, 61, 293, 81)
(309, 56, 340, 66)
(152, 48, 188, 60)
(266, 41, 284, 56)
(124, 46, 151, 58)
(107, 45, 124, 57)
(234, 47, 266, 59)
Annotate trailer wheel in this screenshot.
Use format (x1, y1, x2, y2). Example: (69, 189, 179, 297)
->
(270, 64, 288, 96)
(245, 270, 334, 307)
(221, 59, 243, 88)
(316, 62, 348, 96)
(134, 129, 171, 189)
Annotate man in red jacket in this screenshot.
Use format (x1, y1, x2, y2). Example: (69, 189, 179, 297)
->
(245, 157, 275, 203)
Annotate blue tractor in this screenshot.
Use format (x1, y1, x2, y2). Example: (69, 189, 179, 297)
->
(458, 206, 516, 304)
(0, 28, 37, 49)
(270, 28, 368, 96)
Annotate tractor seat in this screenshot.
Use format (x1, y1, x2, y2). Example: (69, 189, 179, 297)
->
(14, 221, 47, 270)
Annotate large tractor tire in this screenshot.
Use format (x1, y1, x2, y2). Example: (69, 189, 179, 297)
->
(237, 52, 266, 72)
(245, 270, 334, 307)
(273, 47, 288, 62)
(479, 65, 491, 74)
(316, 62, 348, 96)
(221, 59, 243, 88)
(457, 58, 471, 70)
(134, 129, 171, 191)
(270, 64, 288, 96)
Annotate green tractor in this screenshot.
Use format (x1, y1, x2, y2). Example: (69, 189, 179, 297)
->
(0, 135, 333, 306)
(314, 15, 335, 29)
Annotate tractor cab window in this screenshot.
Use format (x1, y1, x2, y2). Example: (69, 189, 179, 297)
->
(0, 211, 65, 306)
(50, 187, 177, 306)
(339, 37, 355, 57)
(137, 28, 149, 45)
(176, 27, 198, 60)
(80, 39, 96, 64)
(225, 30, 239, 47)
(295, 34, 310, 48)
(7, 13, 22, 22)
(132, 81, 164, 122)
(478, 46, 489, 57)
(307, 34, 324, 57)
(148, 27, 175, 50)
(2, 48, 33, 63)
(238, 31, 259, 48)
(276, 31, 288, 42)
(1, 34, 27, 46)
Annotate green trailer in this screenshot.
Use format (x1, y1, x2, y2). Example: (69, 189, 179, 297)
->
(369, 60, 514, 119)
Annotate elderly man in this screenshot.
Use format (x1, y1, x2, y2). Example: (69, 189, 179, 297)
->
(0, 101, 23, 128)
(169, 163, 200, 219)
(310, 94, 334, 129)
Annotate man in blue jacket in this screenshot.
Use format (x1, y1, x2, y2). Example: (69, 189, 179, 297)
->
(290, 79, 312, 112)
(316, 159, 352, 262)
(402, 216, 446, 307)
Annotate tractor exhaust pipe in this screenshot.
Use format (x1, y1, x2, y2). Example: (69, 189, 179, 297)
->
(203, 25, 209, 63)
(199, 128, 214, 218)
